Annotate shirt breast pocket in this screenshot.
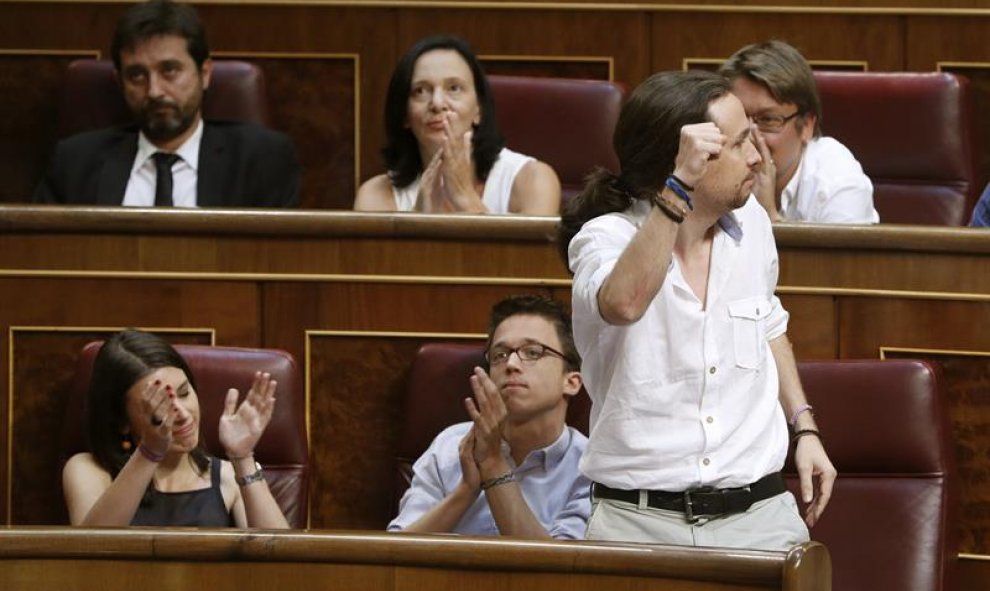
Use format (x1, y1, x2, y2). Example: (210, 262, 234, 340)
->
(727, 296, 771, 369)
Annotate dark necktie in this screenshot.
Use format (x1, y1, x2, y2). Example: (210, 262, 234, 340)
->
(152, 152, 181, 207)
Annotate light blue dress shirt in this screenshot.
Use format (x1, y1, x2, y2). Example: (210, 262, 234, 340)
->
(388, 422, 591, 540)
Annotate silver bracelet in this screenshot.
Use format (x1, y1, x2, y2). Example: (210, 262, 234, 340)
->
(481, 471, 515, 491)
(235, 461, 265, 487)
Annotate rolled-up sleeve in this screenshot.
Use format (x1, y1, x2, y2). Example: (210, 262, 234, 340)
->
(568, 215, 639, 326)
(548, 472, 592, 540)
(388, 436, 449, 532)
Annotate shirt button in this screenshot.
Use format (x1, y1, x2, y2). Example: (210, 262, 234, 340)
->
(756, 307, 760, 315)
(702, 458, 710, 466)
(709, 366, 717, 374)
(706, 416, 714, 424)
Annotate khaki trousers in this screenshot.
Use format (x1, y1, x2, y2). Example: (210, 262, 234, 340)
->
(585, 491, 810, 552)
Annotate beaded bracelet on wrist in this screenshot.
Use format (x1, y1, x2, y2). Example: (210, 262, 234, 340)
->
(481, 471, 515, 491)
(651, 190, 688, 223)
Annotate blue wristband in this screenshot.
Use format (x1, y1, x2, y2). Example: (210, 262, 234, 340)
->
(664, 176, 693, 210)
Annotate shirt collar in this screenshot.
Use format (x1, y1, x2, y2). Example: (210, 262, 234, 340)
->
(135, 118, 204, 171)
(508, 425, 572, 473)
(779, 151, 806, 217)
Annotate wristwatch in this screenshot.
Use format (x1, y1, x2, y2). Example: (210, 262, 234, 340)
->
(235, 461, 265, 486)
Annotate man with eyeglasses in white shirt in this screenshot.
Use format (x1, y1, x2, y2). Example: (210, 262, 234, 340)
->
(389, 295, 590, 539)
(720, 40, 878, 224)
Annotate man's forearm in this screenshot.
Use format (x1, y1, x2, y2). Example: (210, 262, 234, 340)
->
(402, 483, 478, 534)
(769, 334, 818, 431)
(597, 206, 679, 325)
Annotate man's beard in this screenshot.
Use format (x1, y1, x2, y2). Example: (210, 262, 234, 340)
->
(137, 97, 199, 143)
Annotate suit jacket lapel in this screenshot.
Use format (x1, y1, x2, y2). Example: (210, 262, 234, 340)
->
(197, 124, 228, 207)
(96, 133, 138, 205)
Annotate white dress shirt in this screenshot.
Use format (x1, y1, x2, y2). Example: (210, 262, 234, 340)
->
(780, 136, 878, 224)
(123, 119, 203, 207)
(568, 196, 790, 492)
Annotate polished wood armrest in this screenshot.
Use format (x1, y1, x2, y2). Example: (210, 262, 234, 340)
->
(0, 527, 830, 591)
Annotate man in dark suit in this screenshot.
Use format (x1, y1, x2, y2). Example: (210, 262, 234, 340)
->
(33, 0, 299, 208)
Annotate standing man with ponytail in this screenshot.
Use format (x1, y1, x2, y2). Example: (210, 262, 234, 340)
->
(558, 70, 835, 552)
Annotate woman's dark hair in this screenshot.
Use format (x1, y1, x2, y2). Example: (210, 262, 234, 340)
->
(87, 329, 209, 500)
(382, 35, 504, 188)
(557, 70, 731, 266)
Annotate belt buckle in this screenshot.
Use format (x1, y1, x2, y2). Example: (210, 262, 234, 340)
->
(683, 486, 714, 523)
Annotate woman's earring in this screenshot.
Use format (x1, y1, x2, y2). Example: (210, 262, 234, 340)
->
(121, 433, 133, 452)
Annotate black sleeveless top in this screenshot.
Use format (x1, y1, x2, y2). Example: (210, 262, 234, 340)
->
(131, 457, 235, 527)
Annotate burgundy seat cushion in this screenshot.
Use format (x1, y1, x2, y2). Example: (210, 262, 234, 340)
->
(57, 58, 272, 139)
(785, 359, 958, 591)
(814, 71, 976, 225)
(63, 342, 309, 528)
(489, 75, 625, 205)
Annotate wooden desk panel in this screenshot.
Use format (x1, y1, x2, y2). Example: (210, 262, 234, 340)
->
(0, 528, 830, 591)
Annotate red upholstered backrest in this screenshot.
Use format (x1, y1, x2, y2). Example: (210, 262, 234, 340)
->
(63, 342, 309, 528)
(57, 58, 272, 138)
(488, 75, 625, 205)
(393, 342, 590, 510)
(785, 359, 958, 591)
(814, 71, 977, 226)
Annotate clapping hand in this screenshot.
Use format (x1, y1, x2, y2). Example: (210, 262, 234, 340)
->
(218, 372, 277, 460)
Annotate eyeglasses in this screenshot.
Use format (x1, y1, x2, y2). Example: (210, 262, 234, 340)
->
(486, 342, 569, 366)
(751, 111, 801, 133)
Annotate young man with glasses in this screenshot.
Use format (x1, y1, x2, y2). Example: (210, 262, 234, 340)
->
(388, 295, 590, 539)
(719, 40, 878, 224)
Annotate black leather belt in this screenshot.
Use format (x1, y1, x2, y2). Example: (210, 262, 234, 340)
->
(592, 472, 786, 522)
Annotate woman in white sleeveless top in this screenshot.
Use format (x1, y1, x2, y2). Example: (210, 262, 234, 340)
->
(354, 35, 560, 215)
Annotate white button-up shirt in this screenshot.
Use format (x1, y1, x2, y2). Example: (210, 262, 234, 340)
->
(780, 136, 878, 224)
(568, 196, 789, 491)
(123, 119, 203, 208)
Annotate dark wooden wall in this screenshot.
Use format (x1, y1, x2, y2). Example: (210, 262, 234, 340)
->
(1, 1, 989, 209)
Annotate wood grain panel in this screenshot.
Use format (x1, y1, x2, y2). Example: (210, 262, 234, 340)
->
(960, 557, 990, 591)
(651, 13, 904, 72)
(263, 282, 557, 365)
(217, 54, 358, 210)
(0, 53, 95, 205)
(192, 4, 397, 190)
(838, 298, 990, 358)
(777, 294, 837, 359)
(481, 57, 611, 80)
(7, 328, 211, 525)
(306, 333, 483, 529)
(396, 8, 650, 91)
